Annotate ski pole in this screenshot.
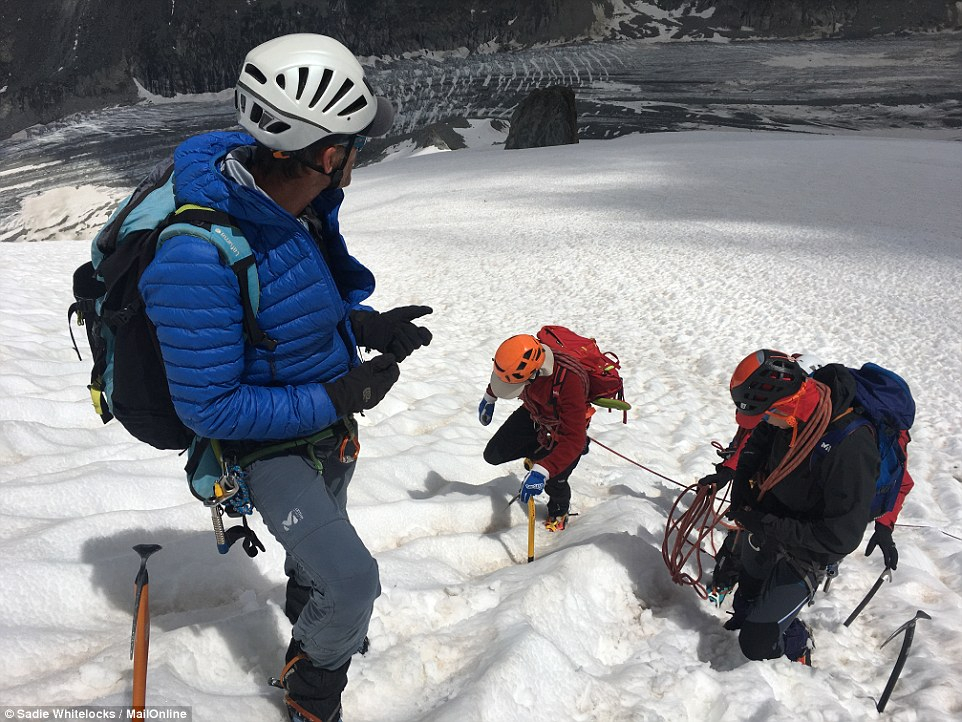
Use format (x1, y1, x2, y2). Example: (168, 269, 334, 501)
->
(877, 610, 931, 712)
(131, 543, 162, 714)
(843, 567, 892, 627)
(527, 498, 536, 563)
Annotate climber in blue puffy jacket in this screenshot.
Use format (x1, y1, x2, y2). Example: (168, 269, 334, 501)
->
(139, 34, 432, 722)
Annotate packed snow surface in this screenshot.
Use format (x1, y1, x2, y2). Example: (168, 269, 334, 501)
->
(1, 132, 960, 721)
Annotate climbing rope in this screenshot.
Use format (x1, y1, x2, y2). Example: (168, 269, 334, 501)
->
(587, 435, 688, 489)
(586, 434, 731, 597)
(662, 480, 735, 598)
(664, 379, 836, 597)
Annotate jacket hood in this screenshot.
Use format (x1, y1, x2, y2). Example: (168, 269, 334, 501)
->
(812, 363, 857, 413)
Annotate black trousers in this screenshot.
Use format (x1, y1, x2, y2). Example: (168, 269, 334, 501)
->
(730, 536, 818, 661)
(483, 405, 587, 516)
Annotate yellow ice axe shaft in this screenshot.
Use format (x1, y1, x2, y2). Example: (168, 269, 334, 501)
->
(527, 498, 536, 563)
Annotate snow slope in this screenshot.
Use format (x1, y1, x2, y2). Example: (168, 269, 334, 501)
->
(1, 132, 961, 721)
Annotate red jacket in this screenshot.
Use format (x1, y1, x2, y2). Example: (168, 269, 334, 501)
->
(520, 365, 589, 478)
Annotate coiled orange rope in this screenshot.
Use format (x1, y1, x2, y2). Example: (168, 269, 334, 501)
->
(662, 380, 834, 597)
(662, 481, 735, 599)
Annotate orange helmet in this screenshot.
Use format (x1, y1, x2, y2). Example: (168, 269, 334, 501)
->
(492, 334, 545, 384)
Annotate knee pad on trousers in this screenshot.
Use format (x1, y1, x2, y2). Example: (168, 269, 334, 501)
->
(328, 560, 381, 619)
(738, 621, 782, 660)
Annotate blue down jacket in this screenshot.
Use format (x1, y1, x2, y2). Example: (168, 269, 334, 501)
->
(139, 132, 375, 441)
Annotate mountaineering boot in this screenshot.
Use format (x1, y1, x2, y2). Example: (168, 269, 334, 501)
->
(276, 639, 350, 722)
(782, 618, 814, 666)
(723, 590, 751, 631)
(545, 496, 569, 532)
(544, 514, 568, 532)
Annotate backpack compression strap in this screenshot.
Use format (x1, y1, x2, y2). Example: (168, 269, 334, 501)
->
(158, 205, 277, 351)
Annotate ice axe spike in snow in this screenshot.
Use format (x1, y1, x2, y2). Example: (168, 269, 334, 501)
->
(843, 567, 892, 627)
(130, 543, 162, 713)
(876, 610, 931, 713)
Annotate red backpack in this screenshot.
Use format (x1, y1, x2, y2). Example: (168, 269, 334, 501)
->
(536, 325, 630, 421)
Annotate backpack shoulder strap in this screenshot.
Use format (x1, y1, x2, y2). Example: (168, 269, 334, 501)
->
(809, 416, 873, 471)
(158, 206, 277, 351)
(550, 350, 590, 403)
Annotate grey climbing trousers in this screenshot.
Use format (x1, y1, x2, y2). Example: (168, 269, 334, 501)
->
(245, 436, 380, 670)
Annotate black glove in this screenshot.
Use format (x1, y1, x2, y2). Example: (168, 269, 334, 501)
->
(350, 306, 433, 362)
(697, 465, 735, 489)
(865, 521, 898, 570)
(727, 508, 767, 539)
(728, 472, 757, 512)
(324, 354, 400, 416)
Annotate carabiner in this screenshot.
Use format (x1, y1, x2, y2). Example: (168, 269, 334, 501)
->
(338, 433, 360, 463)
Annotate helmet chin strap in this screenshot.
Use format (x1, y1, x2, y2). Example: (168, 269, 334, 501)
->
(292, 135, 356, 189)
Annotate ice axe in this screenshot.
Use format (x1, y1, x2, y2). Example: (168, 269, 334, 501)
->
(876, 609, 931, 713)
(527, 498, 536, 563)
(130, 543, 162, 713)
(843, 567, 892, 627)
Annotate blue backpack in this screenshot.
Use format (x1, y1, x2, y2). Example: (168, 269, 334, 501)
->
(811, 363, 915, 518)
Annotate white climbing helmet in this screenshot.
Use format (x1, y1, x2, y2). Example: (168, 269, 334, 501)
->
(793, 352, 826, 375)
(234, 33, 394, 151)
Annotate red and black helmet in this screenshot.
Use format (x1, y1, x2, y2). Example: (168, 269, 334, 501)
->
(730, 349, 805, 416)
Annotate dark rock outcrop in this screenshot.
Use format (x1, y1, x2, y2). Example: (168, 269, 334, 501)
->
(505, 86, 578, 150)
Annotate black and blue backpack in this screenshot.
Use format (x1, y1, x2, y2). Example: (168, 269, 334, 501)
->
(811, 363, 915, 519)
(69, 157, 273, 454)
(69, 158, 279, 556)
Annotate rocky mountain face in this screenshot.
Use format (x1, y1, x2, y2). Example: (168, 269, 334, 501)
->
(1, 0, 958, 139)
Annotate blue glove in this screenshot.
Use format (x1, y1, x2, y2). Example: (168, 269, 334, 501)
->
(478, 392, 496, 426)
(519, 466, 548, 503)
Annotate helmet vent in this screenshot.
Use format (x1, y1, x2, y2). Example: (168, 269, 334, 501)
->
(309, 69, 334, 108)
(244, 63, 267, 85)
(322, 78, 355, 113)
(276, 74, 286, 90)
(339, 96, 368, 117)
(264, 120, 291, 134)
(249, 103, 264, 124)
(295, 67, 309, 99)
